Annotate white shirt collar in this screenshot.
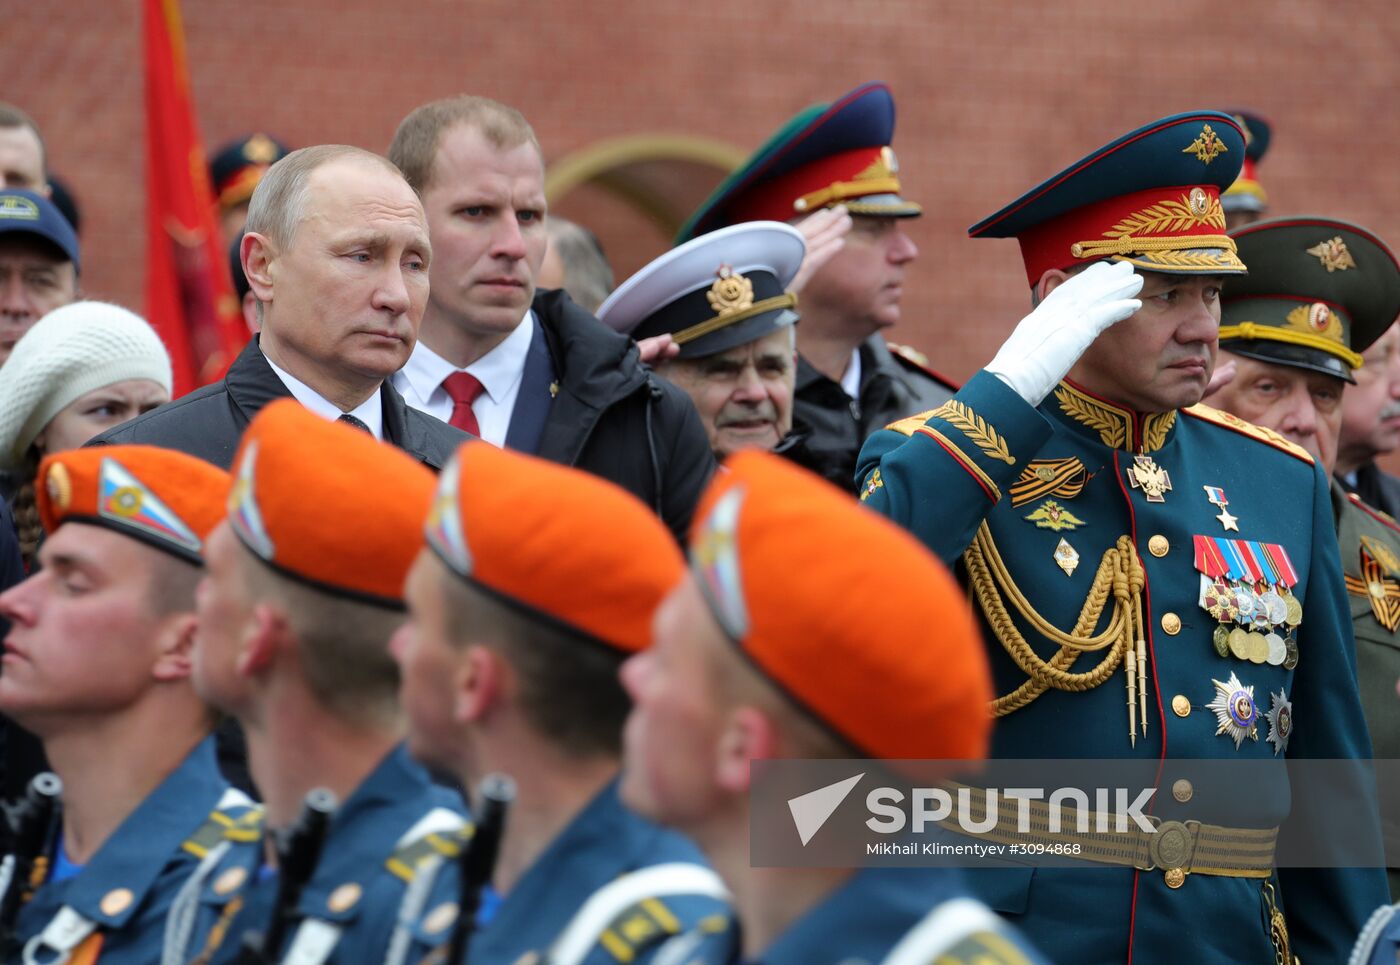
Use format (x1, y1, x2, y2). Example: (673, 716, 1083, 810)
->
(401, 311, 534, 403)
(263, 350, 384, 439)
(839, 347, 862, 400)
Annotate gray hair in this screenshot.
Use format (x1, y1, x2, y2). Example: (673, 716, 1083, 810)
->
(244, 144, 404, 249)
(546, 217, 614, 313)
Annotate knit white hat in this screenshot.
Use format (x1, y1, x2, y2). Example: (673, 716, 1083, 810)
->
(0, 301, 173, 470)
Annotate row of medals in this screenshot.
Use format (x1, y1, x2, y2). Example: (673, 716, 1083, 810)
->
(1200, 578, 1301, 669)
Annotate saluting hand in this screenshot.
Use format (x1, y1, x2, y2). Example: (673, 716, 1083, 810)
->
(789, 205, 853, 294)
(985, 260, 1144, 406)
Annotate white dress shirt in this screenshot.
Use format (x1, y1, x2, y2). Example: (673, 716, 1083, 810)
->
(393, 312, 534, 447)
(840, 347, 863, 400)
(264, 352, 385, 440)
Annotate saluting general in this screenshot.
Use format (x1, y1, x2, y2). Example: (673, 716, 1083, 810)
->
(857, 111, 1387, 963)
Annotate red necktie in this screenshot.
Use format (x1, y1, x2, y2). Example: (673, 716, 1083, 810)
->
(442, 372, 485, 436)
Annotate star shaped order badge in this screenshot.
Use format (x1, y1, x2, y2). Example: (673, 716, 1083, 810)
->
(1207, 672, 1260, 750)
(1264, 689, 1293, 756)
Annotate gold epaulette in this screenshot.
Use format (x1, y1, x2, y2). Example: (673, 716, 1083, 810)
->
(385, 822, 472, 882)
(1182, 403, 1314, 464)
(887, 342, 930, 367)
(883, 409, 940, 437)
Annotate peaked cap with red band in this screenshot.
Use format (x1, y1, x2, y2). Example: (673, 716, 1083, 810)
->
(424, 442, 684, 654)
(688, 450, 991, 761)
(677, 82, 920, 243)
(1221, 110, 1272, 215)
(970, 111, 1249, 286)
(210, 133, 291, 211)
(227, 400, 436, 609)
(37, 446, 230, 565)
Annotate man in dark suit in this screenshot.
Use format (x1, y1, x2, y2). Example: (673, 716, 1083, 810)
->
(93, 144, 467, 471)
(387, 96, 713, 542)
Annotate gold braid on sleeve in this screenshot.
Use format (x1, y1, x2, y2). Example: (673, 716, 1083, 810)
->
(964, 524, 1149, 747)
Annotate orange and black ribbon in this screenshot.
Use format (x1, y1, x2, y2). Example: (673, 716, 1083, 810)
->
(1345, 550, 1400, 632)
(1009, 457, 1088, 508)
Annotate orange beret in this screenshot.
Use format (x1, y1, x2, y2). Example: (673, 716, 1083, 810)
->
(425, 442, 684, 653)
(228, 399, 435, 608)
(690, 451, 992, 761)
(37, 445, 230, 565)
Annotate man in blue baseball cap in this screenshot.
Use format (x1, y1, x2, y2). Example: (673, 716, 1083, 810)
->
(678, 83, 954, 494)
(0, 188, 79, 367)
(857, 111, 1387, 963)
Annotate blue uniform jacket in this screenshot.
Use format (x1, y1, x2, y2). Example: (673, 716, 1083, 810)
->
(739, 868, 1043, 965)
(404, 777, 730, 965)
(856, 371, 1388, 964)
(8, 736, 249, 965)
(206, 745, 466, 965)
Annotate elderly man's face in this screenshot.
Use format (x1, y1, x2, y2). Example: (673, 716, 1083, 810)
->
(0, 235, 77, 364)
(1339, 323, 1400, 465)
(259, 159, 431, 383)
(657, 327, 796, 458)
(0, 126, 45, 193)
(1067, 271, 1224, 414)
(1207, 352, 1344, 474)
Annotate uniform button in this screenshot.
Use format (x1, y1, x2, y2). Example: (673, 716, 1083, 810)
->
(100, 888, 134, 916)
(1172, 695, 1191, 717)
(328, 882, 362, 913)
(1161, 612, 1182, 635)
(1172, 779, 1193, 803)
(1148, 535, 1169, 557)
(1164, 868, 1186, 889)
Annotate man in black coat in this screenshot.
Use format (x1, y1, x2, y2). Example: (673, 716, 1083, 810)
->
(91, 146, 468, 795)
(93, 144, 468, 470)
(387, 96, 713, 540)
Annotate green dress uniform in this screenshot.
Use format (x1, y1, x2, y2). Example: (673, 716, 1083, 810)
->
(1214, 215, 1400, 903)
(857, 117, 1389, 963)
(859, 372, 1385, 963)
(1336, 487, 1400, 898)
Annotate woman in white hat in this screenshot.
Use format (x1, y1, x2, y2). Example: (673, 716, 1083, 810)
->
(0, 300, 173, 567)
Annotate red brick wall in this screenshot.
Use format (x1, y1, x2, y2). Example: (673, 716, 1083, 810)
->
(10, 0, 1400, 389)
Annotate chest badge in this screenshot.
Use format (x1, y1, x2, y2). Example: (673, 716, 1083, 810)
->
(1265, 689, 1293, 756)
(1207, 672, 1260, 750)
(1025, 499, 1086, 531)
(1126, 454, 1172, 503)
(1203, 485, 1240, 531)
(1053, 538, 1080, 577)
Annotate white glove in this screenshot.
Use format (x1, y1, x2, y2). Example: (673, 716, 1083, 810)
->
(985, 260, 1144, 406)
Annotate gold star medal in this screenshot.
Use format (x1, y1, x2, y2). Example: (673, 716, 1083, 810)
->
(1126, 454, 1172, 503)
(1207, 672, 1260, 749)
(1202, 485, 1238, 531)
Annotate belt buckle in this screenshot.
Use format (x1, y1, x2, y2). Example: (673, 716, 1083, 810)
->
(1147, 819, 1200, 872)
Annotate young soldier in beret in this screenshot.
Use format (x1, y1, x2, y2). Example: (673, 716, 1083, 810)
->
(0, 446, 255, 963)
(187, 400, 466, 964)
(619, 451, 1043, 963)
(1205, 216, 1400, 898)
(857, 112, 1387, 962)
(390, 441, 730, 965)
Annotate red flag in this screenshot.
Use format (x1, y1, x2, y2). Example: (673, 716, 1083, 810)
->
(143, 0, 245, 396)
